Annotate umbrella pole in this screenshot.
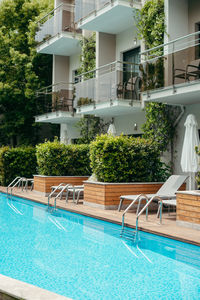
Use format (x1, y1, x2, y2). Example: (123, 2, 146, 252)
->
(189, 172, 196, 190)
(189, 172, 192, 190)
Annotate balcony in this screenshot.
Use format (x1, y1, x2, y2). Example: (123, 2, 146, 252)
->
(140, 31, 200, 105)
(35, 83, 81, 124)
(35, 4, 82, 56)
(75, 0, 141, 34)
(75, 61, 141, 116)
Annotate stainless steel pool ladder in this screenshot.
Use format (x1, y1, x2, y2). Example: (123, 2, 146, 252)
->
(7, 177, 24, 198)
(121, 194, 163, 242)
(120, 194, 149, 242)
(47, 183, 70, 212)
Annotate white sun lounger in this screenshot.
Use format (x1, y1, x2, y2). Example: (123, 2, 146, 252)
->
(118, 175, 188, 212)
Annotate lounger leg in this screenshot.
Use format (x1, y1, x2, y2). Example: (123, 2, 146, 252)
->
(76, 190, 82, 204)
(66, 190, 69, 203)
(118, 198, 123, 211)
(156, 202, 160, 218)
(73, 188, 76, 203)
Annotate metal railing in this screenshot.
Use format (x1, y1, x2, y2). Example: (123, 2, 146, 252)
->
(48, 184, 70, 212)
(36, 82, 75, 115)
(140, 31, 200, 93)
(75, 0, 141, 23)
(121, 194, 163, 242)
(35, 3, 81, 44)
(75, 60, 141, 107)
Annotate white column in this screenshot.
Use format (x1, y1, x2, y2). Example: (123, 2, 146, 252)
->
(60, 124, 70, 144)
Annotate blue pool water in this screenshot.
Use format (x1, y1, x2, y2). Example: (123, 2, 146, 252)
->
(0, 193, 199, 299)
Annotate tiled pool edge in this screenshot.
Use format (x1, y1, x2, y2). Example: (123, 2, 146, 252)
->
(1, 190, 200, 247)
(0, 274, 71, 300)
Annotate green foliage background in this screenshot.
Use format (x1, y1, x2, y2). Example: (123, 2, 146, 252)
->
(36, 140, 91, 176)
(90, 135, 170, 183)
(77, 33, 96, 78)
(0, 146, 37, 186)
(137, 0, 165, 50)
(0, 0, 54, 146)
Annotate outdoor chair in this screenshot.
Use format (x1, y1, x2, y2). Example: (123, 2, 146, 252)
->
(118, 175, 188, 213)
(51, 183, 70, 200)
(66, 185, 84, 204)
(116, 76, 141, 100)
(124, 76, 141, 100)
(174, 59, 200, 83)
(186, 59, 200, 80)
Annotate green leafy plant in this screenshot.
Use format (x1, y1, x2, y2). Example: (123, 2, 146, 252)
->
(77, 116, 108, 144)
(36, 139, 91, 176)
(0, 0, 54, 146)
(142, 103, 182, 153)
(90, 134, 170, 183)
(77, 33, 96, 79)
(77, 97, 94, 107)
(0, 146, 37, 186)
(136, 0, 165, 51)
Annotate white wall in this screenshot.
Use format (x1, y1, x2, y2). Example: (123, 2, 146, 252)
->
(69, 53, 81, 82)
(53, 55, 69, 84)
(114, 111, 145, 136)
(165, 0, 188, 43)
(60, 123, 80, 144)
(116, 26, 139, 61)
(96, 32, 116, 68)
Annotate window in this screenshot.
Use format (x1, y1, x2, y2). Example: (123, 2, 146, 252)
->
(123, 47, 140, 82)
(72, 69, 79, 84)
(195, 23, 200, 59)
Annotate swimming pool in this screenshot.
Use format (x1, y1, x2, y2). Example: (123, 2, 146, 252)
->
(0, 193, 199, 300)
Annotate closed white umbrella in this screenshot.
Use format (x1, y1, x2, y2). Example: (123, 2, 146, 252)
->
(107, 123, 116, 136)
(180, 114, 200, 190)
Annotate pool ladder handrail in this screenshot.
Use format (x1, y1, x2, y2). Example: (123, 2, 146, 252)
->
(135, 195, 163, 233)
(121, 194, 149, 241)
(121, 194, 163, 241)
(48, 184, 70, 212)
(7, 177, 24, 198)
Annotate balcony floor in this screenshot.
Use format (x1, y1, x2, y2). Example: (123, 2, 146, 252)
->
(37, 32, 82, 56)
(76, 99, 141, 116)
(77, 0, 141, 34)
(142, 80, 200, 106)
(35, 111, 81, 124)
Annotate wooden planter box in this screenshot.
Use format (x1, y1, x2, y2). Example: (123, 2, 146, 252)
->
(34, 175, 89, 196)
(176, 191, 200, 230)
(83, 181, 163, 210)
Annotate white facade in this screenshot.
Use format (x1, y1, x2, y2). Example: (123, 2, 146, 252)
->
(35, 0, 145, 143)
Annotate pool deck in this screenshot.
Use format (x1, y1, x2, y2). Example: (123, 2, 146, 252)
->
(1, 187, 200, 246)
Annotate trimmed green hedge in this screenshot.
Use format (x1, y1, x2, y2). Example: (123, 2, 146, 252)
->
(0, 147, 37, 186)
(90, 135, 170, 183)
(36, 140, 91, 176)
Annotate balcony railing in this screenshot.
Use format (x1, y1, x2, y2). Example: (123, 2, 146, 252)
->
(140, 31, 200, 94)
(35, 3, 81, 44)
(36, 82, 75, 115)
(75, 61, 141, 107)
(75, 0, 141, 23)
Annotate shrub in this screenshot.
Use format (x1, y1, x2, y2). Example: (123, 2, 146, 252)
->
(90, 135, 170, 183)
(0, 147, 37, 186)
(36, 140, 91, 176)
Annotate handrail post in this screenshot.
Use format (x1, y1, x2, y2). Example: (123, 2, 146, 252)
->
(159, 200, 162, 224)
